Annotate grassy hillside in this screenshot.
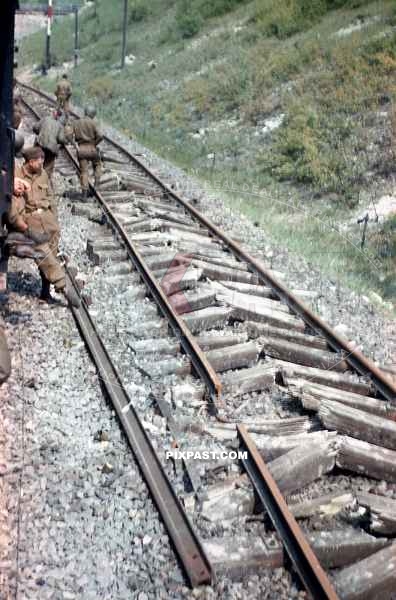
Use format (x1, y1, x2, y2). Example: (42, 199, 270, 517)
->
(19, 0, 396, 303)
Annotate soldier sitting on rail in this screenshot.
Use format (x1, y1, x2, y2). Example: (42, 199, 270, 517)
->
(55, 74, 72, 114)
(72, 105, 103, 200)
(8, 146, 80, 307)
(33, 112, 66, 181)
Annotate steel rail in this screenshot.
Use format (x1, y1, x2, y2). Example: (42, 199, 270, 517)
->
(21, 93, 213, 587)
(18, 82, 396, 403)
(237, 425, 340, 600)
(19, 90, 223, 409)
(119, 156, 396, 404)
(65, 269, 212, 587)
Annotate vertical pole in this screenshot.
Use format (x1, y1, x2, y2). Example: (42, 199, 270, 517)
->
(44, 0, 53, 74)
(0, 0, 17, 210)
(121, 0, 128, 69)
(74, 7, 79, 68)
(0, 0, 17, 295)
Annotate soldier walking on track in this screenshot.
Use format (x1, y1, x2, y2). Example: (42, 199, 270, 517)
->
(55, 74, 72, 113)
(72, 105, 103, 200)
(9, 146, 80, 307)
(33, 112, 66, 180)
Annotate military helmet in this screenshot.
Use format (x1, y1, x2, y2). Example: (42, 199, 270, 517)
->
(84, 105, 96, 119)
(14, 130, 25, 157)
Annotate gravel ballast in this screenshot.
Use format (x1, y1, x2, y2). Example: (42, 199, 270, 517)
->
(0, 95, 394, 599)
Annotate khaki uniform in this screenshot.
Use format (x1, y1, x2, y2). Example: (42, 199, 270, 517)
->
(9, 165, 65, 290)
(55, 79, 72, 112)
(73, 117, 103, 191)
(0, 327, 11, 383)
(33, 117, 66, 179)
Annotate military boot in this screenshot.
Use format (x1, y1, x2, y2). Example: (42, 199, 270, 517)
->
(59, 280, 81, 308)
(39, 272, 53, 302)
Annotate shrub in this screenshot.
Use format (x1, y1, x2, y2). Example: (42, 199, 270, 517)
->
(261, 99, 366, 197)
(183, 78, 213, 115)
(129, 0, 149, 23)
(87, 76, 116, 101)
(253, 0, 372, 39)
(193, 0, 250, 19)
(176, 11, 203, 38)
(173, 0, 250, 38)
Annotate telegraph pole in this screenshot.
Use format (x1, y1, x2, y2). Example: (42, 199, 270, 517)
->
(121, 0, 128, 69)
(43, 0, 53, 74)
(74, 6, 79, 67)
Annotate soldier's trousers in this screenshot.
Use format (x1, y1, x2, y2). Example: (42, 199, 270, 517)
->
(42, 148, 57, 181)
(56, 97, 71, 113)
(25, 210, 65, 290)
(79, 157, 102, 191)
(0, 327, 11, 383)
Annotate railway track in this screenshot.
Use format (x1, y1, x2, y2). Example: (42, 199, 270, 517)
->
(16, 81, 396, 600)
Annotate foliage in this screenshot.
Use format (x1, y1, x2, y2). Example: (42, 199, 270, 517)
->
(86, 76, 116, 101)
(128, 0, 150, 23)
(261, 99, 365, 198)
(175, 8, 203, 38)
(174, 0, 249, 38)
(253, 0, 372, 39)
(18, 0, 396, 298)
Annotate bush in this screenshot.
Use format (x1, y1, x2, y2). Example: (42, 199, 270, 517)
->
(183, 78, 213, 115)
(87, 75, 116, 101)
(254, 0, 371, 39)
(173, 0, 250, 38)
(193, 0, 250, 19)
(261, 99, 365, 196)
(176, 10, 203, 38)
(129, 0, 149, 23)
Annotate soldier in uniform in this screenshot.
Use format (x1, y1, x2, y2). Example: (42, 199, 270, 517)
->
(33, 112, 66, 180)
(55, 74, 72, 114)
(72, 105, 103, 200)
(9, 146, 79, 307)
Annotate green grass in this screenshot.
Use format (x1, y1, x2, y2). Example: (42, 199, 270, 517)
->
(18, 0, 396, 303)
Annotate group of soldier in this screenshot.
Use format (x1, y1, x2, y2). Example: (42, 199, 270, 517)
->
(0, 74, 104, 382)
(10, 74, 104, 299)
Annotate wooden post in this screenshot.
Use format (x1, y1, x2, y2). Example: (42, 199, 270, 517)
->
(44, 0, 53, 74)
(121, 0, 128, 69)
(74, 7, 79, 67)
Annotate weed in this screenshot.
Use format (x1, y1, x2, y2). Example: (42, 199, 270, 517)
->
(253, 0, 373, 39)
(87, 76, 116, 101)
(176, 11, 203, 38)
(128, 0, 149, 23)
